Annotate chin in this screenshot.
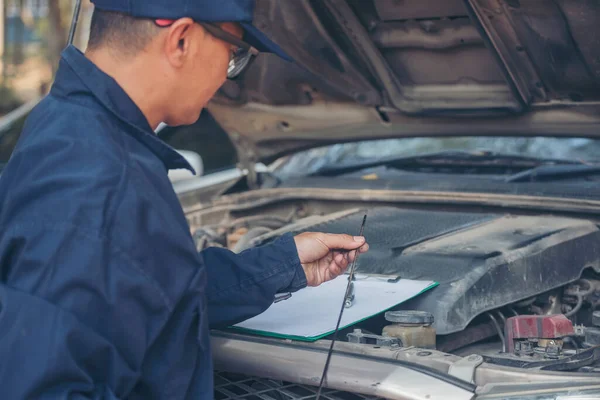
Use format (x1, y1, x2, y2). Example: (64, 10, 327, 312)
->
(166, 110, 202, 127)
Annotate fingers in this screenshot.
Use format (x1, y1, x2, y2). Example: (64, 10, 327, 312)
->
(333, 252, 344, 264)
(328, 257, 346, 278)
(333, 251, 350, 269)
(343, 244, 369, 263)
(330, 248, 362, 277)
(318, 233, 367, 251)
(297, 232, 370, 286)
(332, 242, 369, 263)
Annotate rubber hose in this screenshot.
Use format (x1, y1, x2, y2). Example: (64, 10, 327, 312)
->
(233, 227, 273, 253)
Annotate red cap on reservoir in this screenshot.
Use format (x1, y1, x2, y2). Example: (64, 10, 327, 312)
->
(505, 315, 574, 352)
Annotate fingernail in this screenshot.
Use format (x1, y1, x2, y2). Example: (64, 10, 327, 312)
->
(354, 236, 365, 242)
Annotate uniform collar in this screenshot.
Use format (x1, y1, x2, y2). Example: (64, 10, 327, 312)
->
(52, 45, 195, 174)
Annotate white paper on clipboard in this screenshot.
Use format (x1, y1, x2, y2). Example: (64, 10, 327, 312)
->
(233, 275, 437, 341)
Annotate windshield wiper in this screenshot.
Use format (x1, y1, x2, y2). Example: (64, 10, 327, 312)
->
(312, 150, 583, 177)
(505, 164, 600, 183)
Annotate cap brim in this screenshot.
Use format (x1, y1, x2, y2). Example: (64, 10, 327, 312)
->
(241, 23, 293, 62)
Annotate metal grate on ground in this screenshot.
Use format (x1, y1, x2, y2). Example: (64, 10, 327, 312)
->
(214, 371, 384, 400)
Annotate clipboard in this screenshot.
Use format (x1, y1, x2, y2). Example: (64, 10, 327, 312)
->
(231, 275, 438, 342)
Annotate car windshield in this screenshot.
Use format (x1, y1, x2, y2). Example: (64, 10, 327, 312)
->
(273, 136, 600, 178)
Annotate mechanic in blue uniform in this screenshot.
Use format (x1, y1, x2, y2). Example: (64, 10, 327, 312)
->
(0, 0, 369, 398)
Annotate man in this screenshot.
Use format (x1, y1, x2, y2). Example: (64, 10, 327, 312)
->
(0, 0, 369, 399)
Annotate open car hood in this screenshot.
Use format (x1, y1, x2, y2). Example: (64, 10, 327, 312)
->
(206, 0, 600, 164)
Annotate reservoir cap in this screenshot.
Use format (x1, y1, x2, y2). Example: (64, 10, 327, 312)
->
(385, 310, 434, 325)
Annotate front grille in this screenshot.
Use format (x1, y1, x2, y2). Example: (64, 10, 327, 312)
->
(214, 371, 384, 400)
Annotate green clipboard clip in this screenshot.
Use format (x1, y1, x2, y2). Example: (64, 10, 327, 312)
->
(344, 273, 401, 308)
(352, 273, 402, 283)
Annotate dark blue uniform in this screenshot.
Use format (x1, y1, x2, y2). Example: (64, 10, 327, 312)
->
(0, 45, 306, 399)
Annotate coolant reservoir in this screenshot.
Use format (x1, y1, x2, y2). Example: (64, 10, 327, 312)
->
(382, 311, 436, 349)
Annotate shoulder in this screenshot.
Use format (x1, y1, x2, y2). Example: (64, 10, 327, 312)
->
(20, 94, 129, 160)
(0, 94, 133, 233)
(0, 95, 203, 307)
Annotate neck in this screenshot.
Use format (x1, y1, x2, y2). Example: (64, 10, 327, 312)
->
(85, 48, 164, 130)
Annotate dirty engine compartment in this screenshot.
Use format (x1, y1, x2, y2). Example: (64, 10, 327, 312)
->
(190, 204, 600, 373)
(184, 0, 600, 395)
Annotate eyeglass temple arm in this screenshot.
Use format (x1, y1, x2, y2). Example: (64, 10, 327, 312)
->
(199, 22, 254, 52)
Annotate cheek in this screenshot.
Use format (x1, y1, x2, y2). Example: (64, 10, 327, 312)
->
(214, 63, 229, 87)
(212, 44, 231, 81)
(181, 44, 231, 112)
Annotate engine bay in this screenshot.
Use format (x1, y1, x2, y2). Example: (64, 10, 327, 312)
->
(188, 204, 600, 374)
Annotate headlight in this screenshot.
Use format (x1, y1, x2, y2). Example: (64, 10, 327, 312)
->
(476, 383, 600, 400)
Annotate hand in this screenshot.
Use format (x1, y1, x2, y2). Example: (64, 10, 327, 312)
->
(293, 232, 369, 287)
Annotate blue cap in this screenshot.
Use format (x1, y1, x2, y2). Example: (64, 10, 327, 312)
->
(90, 0, 292, 61)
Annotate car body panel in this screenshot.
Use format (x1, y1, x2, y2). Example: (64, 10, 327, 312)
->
(206, 0, 600, 164)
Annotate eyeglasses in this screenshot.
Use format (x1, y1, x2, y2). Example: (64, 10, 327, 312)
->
(200, 23, 259, 79)
(155, 20, 258, 80)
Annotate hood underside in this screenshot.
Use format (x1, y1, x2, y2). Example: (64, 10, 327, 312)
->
(206, 0, 600, 163)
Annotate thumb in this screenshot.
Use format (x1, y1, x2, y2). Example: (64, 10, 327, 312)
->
(319, 233, 365, 250)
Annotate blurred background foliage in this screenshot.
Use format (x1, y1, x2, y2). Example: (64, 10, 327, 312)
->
(0, 0, 92, 116)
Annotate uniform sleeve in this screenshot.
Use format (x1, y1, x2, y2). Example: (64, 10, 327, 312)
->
(200, 233, 307, 328)
(0, 223, 173, 400)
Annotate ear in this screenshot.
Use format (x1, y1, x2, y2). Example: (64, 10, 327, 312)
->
(163, 18, 198, 68)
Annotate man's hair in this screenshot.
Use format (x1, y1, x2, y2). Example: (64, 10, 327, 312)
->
(87, 9, 160, 55)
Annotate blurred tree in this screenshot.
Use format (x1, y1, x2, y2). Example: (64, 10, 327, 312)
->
(13, 0, 25, 66)
(43, 1, 91, 73)
(0, 0, 90, 116)
(1, 0, 6, 81)
(46, 0, 66, 75)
